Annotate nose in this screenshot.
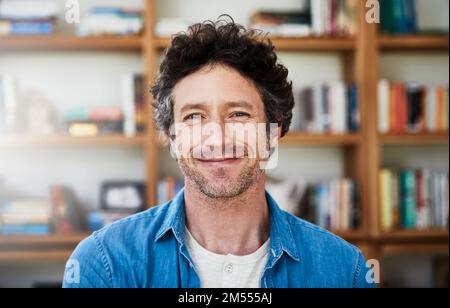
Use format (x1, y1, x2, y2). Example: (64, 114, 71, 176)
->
(201, 120, 225, 159)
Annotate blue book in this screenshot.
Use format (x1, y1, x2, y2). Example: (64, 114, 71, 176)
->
(404, 0, 418, 33)
(0, 224, 50, 235)
(400, 171, 417, 228)
(348, 82, 360, 132)
(315, 184, 329, 228)
(10, 22, 53, 35)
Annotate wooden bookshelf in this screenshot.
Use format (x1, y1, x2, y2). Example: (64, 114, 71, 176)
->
(0, 134, 146, 147)
(0, 35, 142, 51)
(379, 35, 449, 51)
(380, 133, 449, 145)
(154, 36, 356, 52)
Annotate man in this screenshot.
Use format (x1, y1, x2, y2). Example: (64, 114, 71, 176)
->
(63, 19, 375, 288)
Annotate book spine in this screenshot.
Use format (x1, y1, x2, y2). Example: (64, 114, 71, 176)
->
(401, 171, 417, 229)
(380, 169, 393, 230)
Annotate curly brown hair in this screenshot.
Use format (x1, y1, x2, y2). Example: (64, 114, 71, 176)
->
(150, 16, 294, 138)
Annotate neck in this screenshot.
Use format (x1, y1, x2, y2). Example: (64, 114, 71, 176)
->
(184, 175, 270, 256)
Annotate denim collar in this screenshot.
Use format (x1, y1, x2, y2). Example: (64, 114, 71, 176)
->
(155, 187, 300, 262)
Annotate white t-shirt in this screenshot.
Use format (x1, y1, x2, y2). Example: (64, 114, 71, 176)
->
(185, 228, 270, 288)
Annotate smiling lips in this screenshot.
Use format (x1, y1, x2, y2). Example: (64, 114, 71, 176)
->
(196, 158, 241, 166)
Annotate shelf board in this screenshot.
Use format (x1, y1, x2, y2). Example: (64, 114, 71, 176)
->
(0, 35, 142, 51)
(280, 133, 361, 146)
(380, 133, 449, 145)
(0, 134, 146, 147)
(378, 229, 449, 242)
(333, 230, 367, 242)
(380, 242, 449, 255)
(0, 234, 88, 262)
(0, 233, 89, 246)
(0, 250, 74, 262)
(379, 34, 449, 51)
(154, 36, 356, 52)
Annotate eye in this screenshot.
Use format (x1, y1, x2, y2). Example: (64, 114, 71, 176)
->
(184, 113, 204, 121)
(231, 112, 250, 118)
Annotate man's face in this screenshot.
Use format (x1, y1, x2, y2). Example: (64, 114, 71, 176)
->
(171, 64, 268, 199)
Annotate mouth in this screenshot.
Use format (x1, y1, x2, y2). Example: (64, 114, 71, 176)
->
(196, 158, 242, 166)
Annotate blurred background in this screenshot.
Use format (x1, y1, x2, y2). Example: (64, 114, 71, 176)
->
(0, 0, 448, 288)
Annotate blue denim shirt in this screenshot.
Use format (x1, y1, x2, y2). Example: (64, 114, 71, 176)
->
(63, 188, 375, 288)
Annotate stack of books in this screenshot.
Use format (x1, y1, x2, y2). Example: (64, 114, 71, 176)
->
(291, 82, 360, 134)
(0, 0, 58, 36)
(64, 106, 124, 137)
(378, 80, 449, 134)
(0, 186, 85, 235)
(298, 178, 361, 231)
(76, 7, 143, 37)
(380, 169, 449, 230)
(158, 177, 183, 205)
(0, 200, 52, 235)
(250, 0, 357, 37)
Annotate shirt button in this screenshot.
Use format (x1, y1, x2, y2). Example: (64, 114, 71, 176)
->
(224, 264, 233, 274)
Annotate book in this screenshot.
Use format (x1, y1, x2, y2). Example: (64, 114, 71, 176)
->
(294, 82, 360, 134)
(50, 186, 85, 234)
(0, 200, 52, 235)
(379, 169, 449, 230)
(64, 106, 125, 137)
(378, 80, 449, 134)
(76, 7, 143, 37)
(400, 170, 417, 229)
(121, 73, 145, 136)
(380, 0, 418, 34)
(296, 178, 360, 231)
(0, 19, 54, 35)
(380, 169, 393, 230)
(251, 0, 357, 37)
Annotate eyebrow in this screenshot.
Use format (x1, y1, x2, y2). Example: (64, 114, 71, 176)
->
(179, 101, 256, 115)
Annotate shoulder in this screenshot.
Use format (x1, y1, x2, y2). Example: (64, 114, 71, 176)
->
(69, 203, 171, 264)
(281, 211, 374, 288)
(284, 211, 360, 257)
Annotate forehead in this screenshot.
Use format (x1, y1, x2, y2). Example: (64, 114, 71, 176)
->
(172, 64, 263, 111)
